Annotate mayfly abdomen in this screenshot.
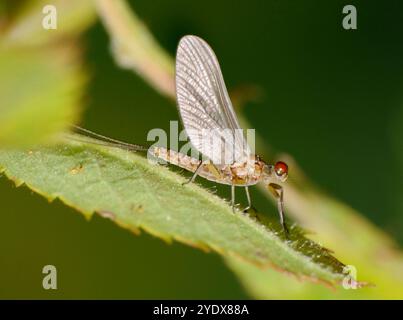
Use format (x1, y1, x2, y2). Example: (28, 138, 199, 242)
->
(151, 147, 200, 172)
(151, 147, 261, 186)
(151, 146, 230, 184)
(151, 147, 223, 182)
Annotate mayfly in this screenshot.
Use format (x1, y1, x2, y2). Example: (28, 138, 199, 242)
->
(72, 35, 290, 233)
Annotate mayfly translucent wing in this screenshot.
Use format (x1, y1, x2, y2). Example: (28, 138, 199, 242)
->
(175, 35, 251, 165)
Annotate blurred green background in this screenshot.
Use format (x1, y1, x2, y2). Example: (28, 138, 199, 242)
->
(0, 0, 402, 299)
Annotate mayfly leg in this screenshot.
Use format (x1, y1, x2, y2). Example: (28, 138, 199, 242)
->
(269, 183, 289, 235)
(243, 186, 252, 212)
(231, 184, 236, 213)
(182, 160, 203, 185)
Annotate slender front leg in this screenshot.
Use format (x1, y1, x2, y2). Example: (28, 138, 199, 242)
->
(231, 184, 236, 212)
(243, 186, 258, 213)
(182, 160, 203, 185)
(268, 183, 289, 234)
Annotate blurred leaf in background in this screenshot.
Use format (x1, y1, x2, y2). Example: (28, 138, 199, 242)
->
(0, 0, 95, 146)
(0, 46, 86, 146)
(1, 0, 95, 48)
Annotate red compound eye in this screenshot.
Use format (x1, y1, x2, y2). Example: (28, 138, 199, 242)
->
(274, 161, 288, 176)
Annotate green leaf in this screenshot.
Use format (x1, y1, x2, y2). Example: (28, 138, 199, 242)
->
(0, 133, 351, 287)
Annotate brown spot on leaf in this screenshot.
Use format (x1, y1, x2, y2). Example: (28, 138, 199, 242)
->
(70, 163, 84, 175)
(130, 204, 144, 213)
(255, 250, 268, 260)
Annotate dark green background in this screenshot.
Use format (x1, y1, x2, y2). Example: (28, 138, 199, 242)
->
(0, 0, 402, 298)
